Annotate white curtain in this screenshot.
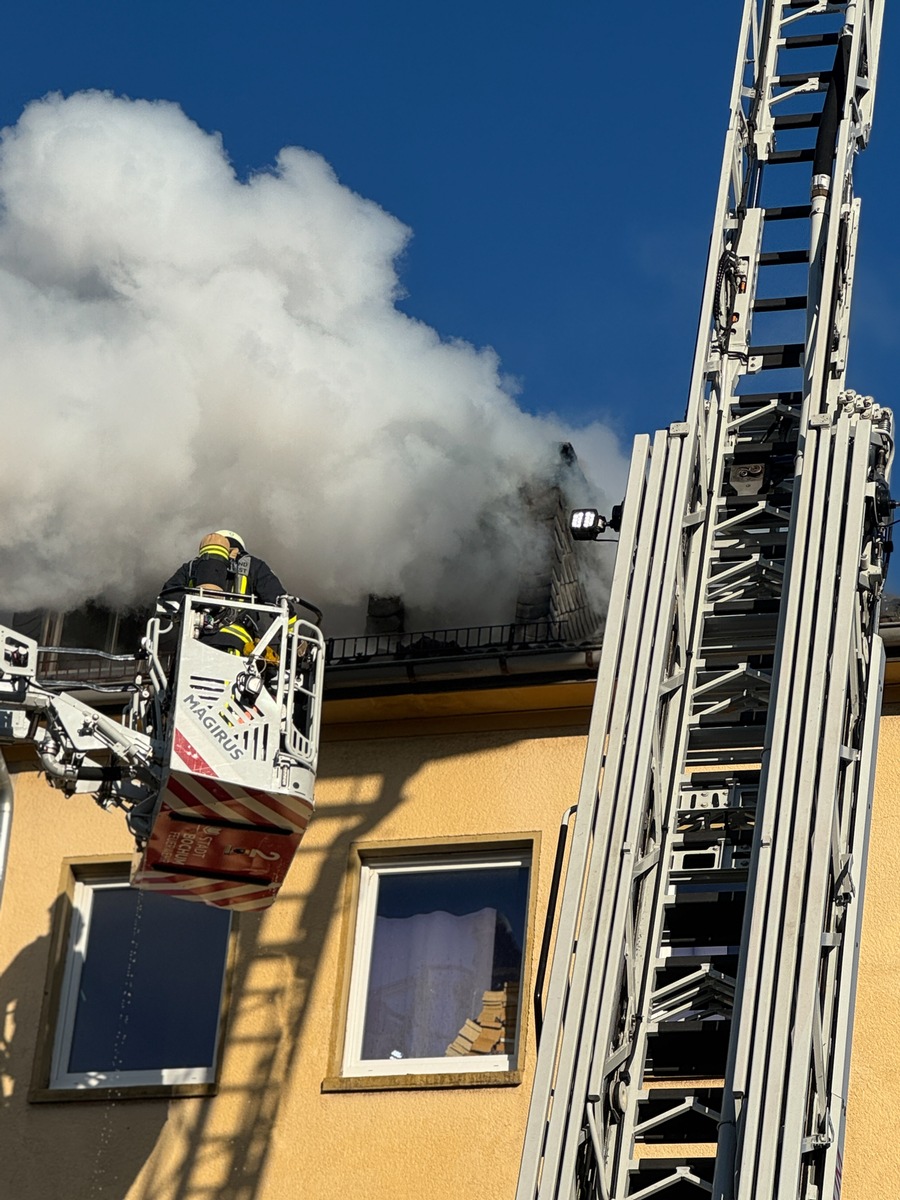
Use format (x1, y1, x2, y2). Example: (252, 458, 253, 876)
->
(362, 907, 497, 1060)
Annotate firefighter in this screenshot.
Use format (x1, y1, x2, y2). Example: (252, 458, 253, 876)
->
(158, 530, 293, 654)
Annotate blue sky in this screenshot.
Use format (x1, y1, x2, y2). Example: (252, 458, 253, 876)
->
(0, 0, 897, 445)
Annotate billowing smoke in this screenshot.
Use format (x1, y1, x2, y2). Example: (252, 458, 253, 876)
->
(0, 92, 626, 630)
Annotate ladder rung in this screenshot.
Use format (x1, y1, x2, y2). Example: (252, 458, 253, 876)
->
(782, 32, 841, 49)
(753, 296, 807, 313)
(749, 344, 804, 369)
(734, 390, 802, 406)
(764, 204, 812, 221)
(773, 112, 822, 130)
(775, 71, 831, 87)
(767, 147, 816, 164)
(759, 249, 809, 265)
(689, 724, 767, 747)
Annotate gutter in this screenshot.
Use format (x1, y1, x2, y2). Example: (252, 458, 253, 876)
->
(879, 618, 900, 652)
(324, 646, 602, 697)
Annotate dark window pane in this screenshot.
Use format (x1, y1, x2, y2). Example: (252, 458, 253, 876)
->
(59, 602, 113, 650)
(114, 608, 150, 654)
(0, 610, 46, 641)
(361, 863, 528, 1061)
(68, 886, 230, 1074)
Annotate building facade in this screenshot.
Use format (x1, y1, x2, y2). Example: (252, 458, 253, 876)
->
(0, 617, 897, 1198)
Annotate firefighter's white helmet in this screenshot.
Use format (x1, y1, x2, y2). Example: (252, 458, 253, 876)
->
(215, 529, 246, 551)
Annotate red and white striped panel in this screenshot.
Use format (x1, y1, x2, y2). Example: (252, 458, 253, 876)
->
(131, 866, 281, 911)
(163, 771, 314, 832)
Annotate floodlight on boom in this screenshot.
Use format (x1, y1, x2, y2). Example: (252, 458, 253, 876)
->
(569, 509, 609, 541)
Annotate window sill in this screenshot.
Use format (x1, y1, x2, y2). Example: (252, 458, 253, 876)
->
(29, 1081, 219, 1104)
(321, 1069, 522, 1093)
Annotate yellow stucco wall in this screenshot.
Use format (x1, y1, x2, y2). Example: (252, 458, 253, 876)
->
(2, 704, 899, 1199)
(0, 720, 588, 1200)
(841, 710, 900, 1198)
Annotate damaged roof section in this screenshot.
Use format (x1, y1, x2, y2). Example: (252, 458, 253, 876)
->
(514, 443, 605, 646)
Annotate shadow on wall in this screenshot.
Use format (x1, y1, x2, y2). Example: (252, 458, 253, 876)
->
(128, 731, 535, 1200)
(0, 729, 543, 1199)
(0, 893, 168, 1199)
(135, 744, 447, 1200)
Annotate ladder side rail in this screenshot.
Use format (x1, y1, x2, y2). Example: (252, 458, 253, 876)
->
(565, 430, 709, 1192)
(714, 3, 885, 1190)
(803, 483, 870, 1134)
(813, 592, 878, 1106)
(586, 491, 712, 1195)
(516, 436, 659, 1198)
(767, 25, 874, 1168)
(747, 0, 792, 158)
(763, 418, 867, 1197)
(739, 420, 852, 1195)
(716, 414, 888, 1200)
(682, 0, 760, 433)
(778, 420, 888, 1197)
(802, 3, 873, 426)
(711, 413, 834, 1200)
(829, 195, 861, 384)
(591, 410, 738, 1193)
(518, 433, 671, 1199)
(817, 636, 885, 1199)
(809, 15, 869, 396)
(857, 0, 883, 145)
(538, 430, 696, 1195)
(822, 6, 877, 391)
(606, 369, 756, 1194)
(740, 421, 849, 1198)
(628, 196, 778, 1157)
(820, 590, 872, 994)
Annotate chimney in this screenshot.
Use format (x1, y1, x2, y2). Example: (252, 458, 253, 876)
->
(365, 594, 406, 637)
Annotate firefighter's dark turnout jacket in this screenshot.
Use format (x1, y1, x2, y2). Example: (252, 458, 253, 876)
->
(159, 542, 293, 653)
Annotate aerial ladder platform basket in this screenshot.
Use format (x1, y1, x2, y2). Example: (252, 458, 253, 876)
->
(0, 590, 325, 913)
(129, 593, 325, 910)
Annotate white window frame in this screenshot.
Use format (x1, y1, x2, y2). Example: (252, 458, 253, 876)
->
(49, 876, 230, 1092)
(341, 848, 531, 1079)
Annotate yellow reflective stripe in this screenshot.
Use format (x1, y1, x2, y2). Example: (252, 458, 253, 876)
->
(198, 545, 230, 560)
(239, 574, 248, 594)
(288, 614, 297, 627)
(220, 624, 255, 647)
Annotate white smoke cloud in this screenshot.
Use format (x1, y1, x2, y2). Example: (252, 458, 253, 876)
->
(0, 91, 626, 629)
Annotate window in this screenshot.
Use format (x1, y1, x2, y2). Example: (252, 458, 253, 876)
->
(49, 602, 148, 654)
(32, 862, 233, 1101)
(0, 609, 46, 643)
(331, 838, 536, 1089)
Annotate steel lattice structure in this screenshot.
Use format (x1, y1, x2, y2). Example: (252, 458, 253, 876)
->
(517, 3, 892, 1198)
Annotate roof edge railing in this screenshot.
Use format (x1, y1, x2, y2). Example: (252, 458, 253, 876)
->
(33, 618, 602, 685)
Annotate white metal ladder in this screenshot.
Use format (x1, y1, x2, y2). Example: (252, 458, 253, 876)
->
(517, 3, 892, 1198)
